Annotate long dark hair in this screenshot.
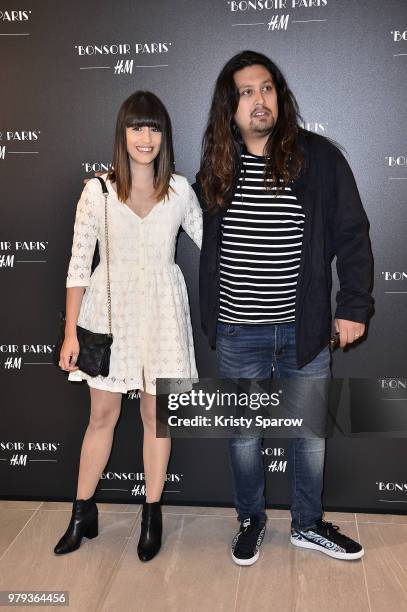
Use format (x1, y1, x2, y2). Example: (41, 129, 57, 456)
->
(199, 50, 304, 211)
(108, 90, 174, 203)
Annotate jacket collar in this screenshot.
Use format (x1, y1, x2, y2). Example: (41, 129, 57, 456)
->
(294, 128, 311, 188)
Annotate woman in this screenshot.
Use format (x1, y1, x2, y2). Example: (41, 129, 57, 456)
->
(54, 91, 202, 561)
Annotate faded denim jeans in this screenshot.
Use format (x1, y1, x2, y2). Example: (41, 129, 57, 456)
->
(216, 321, 331, 530)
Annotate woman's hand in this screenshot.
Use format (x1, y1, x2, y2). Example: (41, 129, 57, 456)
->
(59, 335, 80, 371)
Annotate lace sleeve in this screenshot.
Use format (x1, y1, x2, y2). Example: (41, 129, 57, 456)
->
(66, 182, 100, 287)
(181, 182, 203, 249)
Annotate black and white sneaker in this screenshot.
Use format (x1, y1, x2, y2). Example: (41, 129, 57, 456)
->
(231, 518, 266, 566)
(290, 519, 364, 560)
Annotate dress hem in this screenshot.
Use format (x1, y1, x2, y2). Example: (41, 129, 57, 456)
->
(67, 372, 148, 394)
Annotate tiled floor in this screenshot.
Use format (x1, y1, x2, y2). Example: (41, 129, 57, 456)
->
(0, 501, 406, 612)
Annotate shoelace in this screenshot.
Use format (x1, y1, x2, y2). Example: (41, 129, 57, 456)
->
(235, 520, 263, 554)
(318, 520, 339, 534)
(316, 520, 355, 546)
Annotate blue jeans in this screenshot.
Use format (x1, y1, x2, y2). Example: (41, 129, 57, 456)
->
(216, 321, 331, 530)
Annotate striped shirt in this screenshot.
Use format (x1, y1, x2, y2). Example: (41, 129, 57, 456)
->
(218, 152, 304, 324)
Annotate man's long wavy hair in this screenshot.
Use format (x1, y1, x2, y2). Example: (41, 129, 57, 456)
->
(199, 50, 305, 212)
(108, 90, 174, 203)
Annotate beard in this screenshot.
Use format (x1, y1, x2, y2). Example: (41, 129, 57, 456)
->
(249, 114, 275, 135)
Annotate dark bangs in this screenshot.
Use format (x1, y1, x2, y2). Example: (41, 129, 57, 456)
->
(124, 94, 166, 132)
(108, 90, 175, 203)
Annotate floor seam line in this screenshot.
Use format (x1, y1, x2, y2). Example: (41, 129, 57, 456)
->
(355, 513, 372, 612)
(0, 505, 43, 563)
(94, 505, 142, 611)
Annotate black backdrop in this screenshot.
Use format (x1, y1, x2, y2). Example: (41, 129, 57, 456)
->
(1, 0, 406, 512)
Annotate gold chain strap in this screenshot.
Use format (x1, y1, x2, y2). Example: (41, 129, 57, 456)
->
(103, 192, 112, 336)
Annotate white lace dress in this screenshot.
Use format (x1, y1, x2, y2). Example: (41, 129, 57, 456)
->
(66, 173, 202, 394)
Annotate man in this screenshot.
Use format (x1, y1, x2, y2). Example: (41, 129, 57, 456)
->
(193, 50, 373, 565)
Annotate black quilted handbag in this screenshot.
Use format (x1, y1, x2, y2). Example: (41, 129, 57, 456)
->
(53, 177, 113, 377)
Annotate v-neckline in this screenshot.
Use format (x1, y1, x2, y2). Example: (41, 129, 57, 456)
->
(122, 201, 161, 221)
(106, 177, 162, 221)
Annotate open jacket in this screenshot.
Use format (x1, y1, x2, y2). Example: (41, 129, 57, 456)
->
(192, 128, 374, 368)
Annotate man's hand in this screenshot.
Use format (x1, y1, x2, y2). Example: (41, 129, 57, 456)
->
(83, 170, 104, 186)
(334, 318, 365, 348)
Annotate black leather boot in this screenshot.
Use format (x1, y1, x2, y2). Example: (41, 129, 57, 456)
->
(54, 497, 98, 555)
(137, 501, 162, 562)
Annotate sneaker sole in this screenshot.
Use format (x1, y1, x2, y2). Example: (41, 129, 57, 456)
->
(231, 549, 260, 566)
(290, 535, 364, 560)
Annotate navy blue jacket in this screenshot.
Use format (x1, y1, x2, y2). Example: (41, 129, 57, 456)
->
(192, 128, 374, 368)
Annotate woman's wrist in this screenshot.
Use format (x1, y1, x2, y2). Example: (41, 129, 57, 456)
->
(64, 325, 77, 338)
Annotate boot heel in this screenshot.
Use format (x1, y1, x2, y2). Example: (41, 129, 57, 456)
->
(84, 518, 98, 539)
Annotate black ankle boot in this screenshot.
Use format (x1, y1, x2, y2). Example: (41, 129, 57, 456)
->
(137, 501, 162, 562)
(54, 497, 98, 555)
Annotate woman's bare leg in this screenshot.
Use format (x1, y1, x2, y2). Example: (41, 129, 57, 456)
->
(76, 387, 122, 499)
(139, 390, 171, 502)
